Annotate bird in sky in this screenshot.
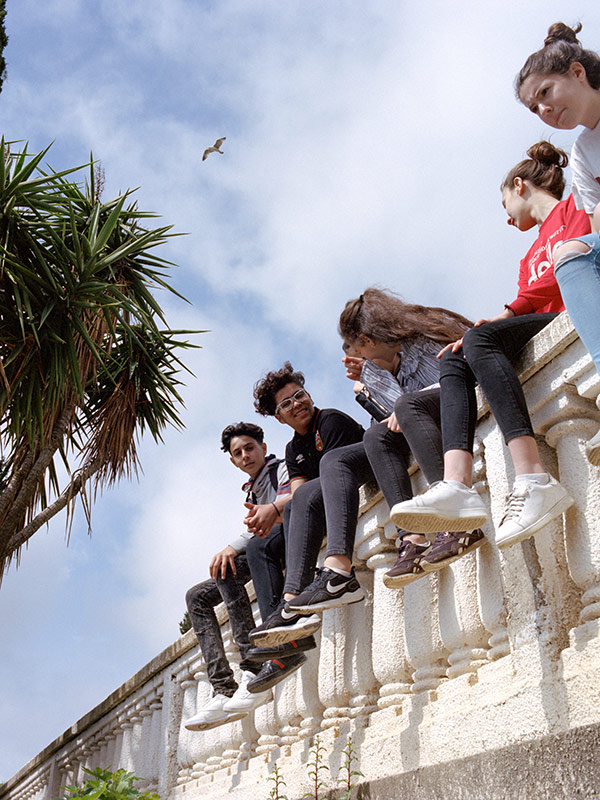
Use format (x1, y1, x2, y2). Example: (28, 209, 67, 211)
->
(202, 137, 226, 161)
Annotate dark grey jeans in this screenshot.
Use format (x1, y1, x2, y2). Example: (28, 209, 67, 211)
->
(186, 554, 258, 696)
(246, 523, 286, 619)
(439, 313, 557, 453)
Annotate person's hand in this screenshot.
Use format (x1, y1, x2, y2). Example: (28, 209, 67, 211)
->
(209, 545, 238, 580)
(243, 502, 278, 538)
(342, 355, 364, 381)
(387, 411, 401, 432)
(437, 337, 464, 358)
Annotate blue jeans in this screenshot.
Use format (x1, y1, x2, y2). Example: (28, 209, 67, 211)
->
(555, 232, 600, 373)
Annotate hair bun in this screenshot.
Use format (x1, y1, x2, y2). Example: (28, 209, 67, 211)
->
(544, 22, 582, 47)
(526, 140, 569, 169)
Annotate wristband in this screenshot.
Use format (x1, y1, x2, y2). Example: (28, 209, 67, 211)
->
(271, 502, 279, 517)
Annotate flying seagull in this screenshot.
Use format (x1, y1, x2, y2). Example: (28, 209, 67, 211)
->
(202, 137, 226, 161)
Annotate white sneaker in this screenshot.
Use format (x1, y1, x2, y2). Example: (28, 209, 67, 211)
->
(586, 429, 600, 467)
(184, 689, 247, 731)
(390, 481, 489, 534)
(222, 671, 272, 713)
(496, 476, 574, 549)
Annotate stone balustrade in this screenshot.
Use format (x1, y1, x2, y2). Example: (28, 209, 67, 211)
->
(3, 312, 600, 800)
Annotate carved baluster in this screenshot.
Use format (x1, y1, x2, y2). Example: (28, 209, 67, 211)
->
(344, 560, 378, 720)
(318, 605, 351, 730)
(438, 435, 490, 679)
(361, 496, 414, 713)
(176, 662, 202, 784)
(295, 633, 323, 739)
(403, 575, 448, 694)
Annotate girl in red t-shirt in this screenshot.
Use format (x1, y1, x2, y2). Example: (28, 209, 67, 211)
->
(389, 141, 590, 560)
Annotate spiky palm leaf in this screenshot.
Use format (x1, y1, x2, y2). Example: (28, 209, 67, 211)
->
(0, 141, 199, 577)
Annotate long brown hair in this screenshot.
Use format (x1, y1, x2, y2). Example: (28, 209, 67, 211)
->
(338, 288, 472, 347)
(516, 22, 600, 96)
(501, 141, 568, 201)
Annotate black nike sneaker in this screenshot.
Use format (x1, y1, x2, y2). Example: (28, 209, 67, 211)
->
(285, 567, 365, 613)
(249, 602, 321, 647)
(247, 653, 307, 694)
(246, 635, 317, 664)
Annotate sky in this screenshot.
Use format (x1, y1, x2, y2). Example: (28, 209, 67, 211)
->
(1, 0, 599, 781)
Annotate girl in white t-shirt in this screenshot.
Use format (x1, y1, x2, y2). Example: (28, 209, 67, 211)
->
(517, 22, 600, 463)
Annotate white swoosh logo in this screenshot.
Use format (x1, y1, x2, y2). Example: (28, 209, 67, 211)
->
(327, 580, 345, 594)
(281, 607, 297, 620)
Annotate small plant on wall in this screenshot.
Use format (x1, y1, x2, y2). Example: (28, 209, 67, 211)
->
(266, 763, 288, 800)
(59, 767, 159, 800)
(303, 736, 330, 800)
(337, 736, 364, 800)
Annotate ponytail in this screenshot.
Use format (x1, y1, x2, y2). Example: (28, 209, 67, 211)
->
(516, 22, 600, 96)
(502, 141, 568, 201)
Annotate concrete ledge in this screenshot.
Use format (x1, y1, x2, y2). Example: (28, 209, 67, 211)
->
(340, 721, 600, 800)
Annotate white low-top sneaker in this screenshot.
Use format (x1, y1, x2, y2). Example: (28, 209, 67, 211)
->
(222, 671, 272, 714)
(496, 476, 574, 549)
(184, 689, 247, 731)
(390, 481, 489, 534)
(586, 429, 600, 467)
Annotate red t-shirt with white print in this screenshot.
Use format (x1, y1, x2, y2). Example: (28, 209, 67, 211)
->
(507, 194, 590, 315)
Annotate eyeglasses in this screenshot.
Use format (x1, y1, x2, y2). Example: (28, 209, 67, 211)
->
(275, 388, 309, 414)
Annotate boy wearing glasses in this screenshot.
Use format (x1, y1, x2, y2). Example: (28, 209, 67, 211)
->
(245, 363, 365, 693)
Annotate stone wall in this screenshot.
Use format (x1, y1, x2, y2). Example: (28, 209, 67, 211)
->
(3, 312, 600, 800)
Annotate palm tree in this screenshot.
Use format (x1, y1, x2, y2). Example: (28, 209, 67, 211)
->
(0, 140, 198, 578)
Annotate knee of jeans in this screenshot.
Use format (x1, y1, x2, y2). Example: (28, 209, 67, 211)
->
(186, 582, 209, 608)
(320, 448, 341, 472)
(393, 393, 414, 425)
(554, 240, 592, 270)
(439, 346, 467, 376)
(245, 534, 263, 560)
(461, 325, 491, 358)
(363, 421, 386, 450)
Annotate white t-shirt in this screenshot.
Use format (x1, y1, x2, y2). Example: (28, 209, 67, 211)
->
(571, 120, 600, 214)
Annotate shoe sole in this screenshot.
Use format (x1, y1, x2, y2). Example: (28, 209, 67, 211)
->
(248, 659, 306, 693)
(184, 711, 247, 731)
(223, 691, 272, 714)
(382, 569, 425, 588)
(496, 493, 574, 549)
(391, 505, 489, 534)
(287, 587, 365, 614)
(250, 616, 322, 647)
(420, 536, 486, 572)
(246, 641, 316, 663)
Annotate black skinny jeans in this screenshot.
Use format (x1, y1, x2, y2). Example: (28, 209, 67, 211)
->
(439, 313, 557, 453)
(186, 554, 258, 696)
(363, 386, 445, 510)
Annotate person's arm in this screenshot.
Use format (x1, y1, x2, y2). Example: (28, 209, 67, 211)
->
(592, 202, 600, 233)
(291, 477, 307, 494)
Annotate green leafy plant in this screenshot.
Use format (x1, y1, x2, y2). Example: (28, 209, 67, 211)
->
(266, 763, 288, 800)
(59, 767, 159, 800)
(303, 736, 330, 800)
(337, 736, 364, 800)
(179, 611, 192, 635)
(0, 141, 199, 577)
